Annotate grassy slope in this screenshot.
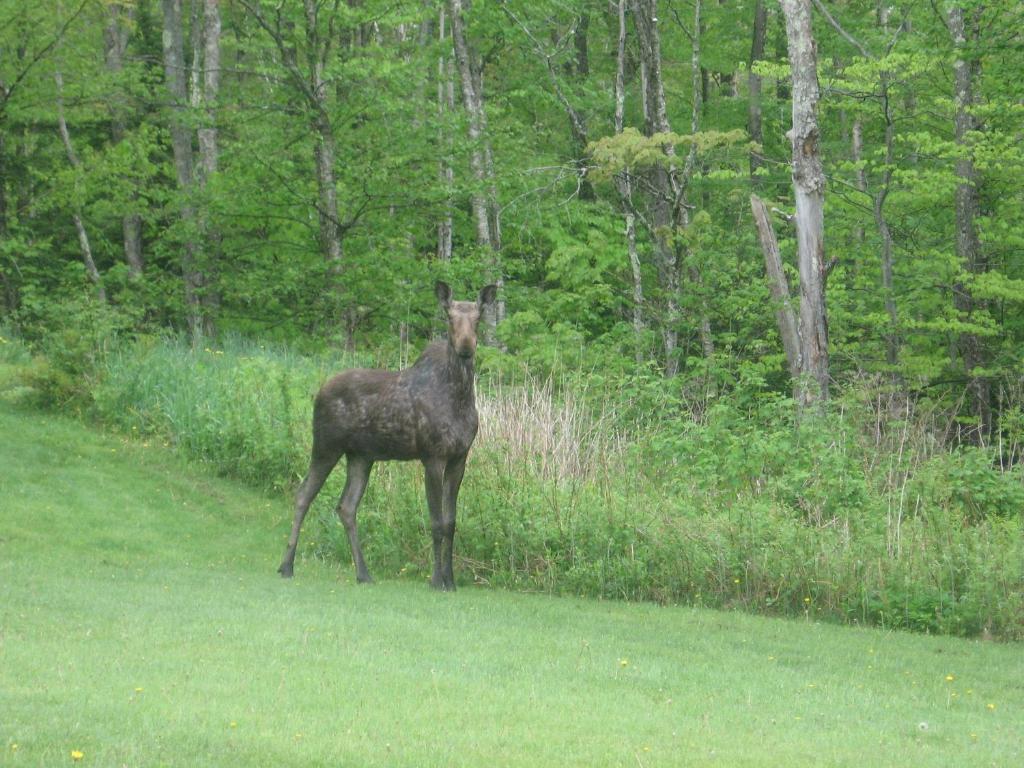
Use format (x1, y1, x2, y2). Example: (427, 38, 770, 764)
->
(0, 403, 1021, 768)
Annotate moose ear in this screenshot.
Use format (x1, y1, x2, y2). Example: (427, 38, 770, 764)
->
(435, 280, 452, 308)
(478, 284, 498, 308)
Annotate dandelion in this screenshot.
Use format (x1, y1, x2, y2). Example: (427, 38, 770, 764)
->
(986, 703, 996, 711)
(230, 721, 238, 728)
(945, 674, 954, 682)
(134, 687, 144, 693)
(619, 658, 629, 667)
(71, 750, 84, 761)
(11, 744, 18, 752)
(803, 597, 811, 604)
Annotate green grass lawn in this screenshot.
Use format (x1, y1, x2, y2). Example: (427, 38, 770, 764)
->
(1, 402, 1021, 767)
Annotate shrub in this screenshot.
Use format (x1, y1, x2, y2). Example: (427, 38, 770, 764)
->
(9, 332, 1023, 639)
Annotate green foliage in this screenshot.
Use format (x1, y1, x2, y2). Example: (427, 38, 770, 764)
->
(12, 334, 1018, 639)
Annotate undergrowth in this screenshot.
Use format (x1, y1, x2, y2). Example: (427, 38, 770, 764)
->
(2, 326, 1021, 639)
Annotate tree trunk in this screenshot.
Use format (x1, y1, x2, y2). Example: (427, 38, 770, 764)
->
(947, 3, 990, 440)
(304, 0, 344, 267)
(614, 0, 644, 362)
(751, 194, 800, 381)
(194, 0, 221, 336)
(748, 0, 767, 181)
(633, 0, 680, 375)
(436, 4, 454, 261)
(103, 2, 144, 278)
(780, 0, 829, 406)
(161, 0, 205, 345)
(874, 73, 900, 368)
(55, 69, 106, 302)
(448, 0, 504, 334)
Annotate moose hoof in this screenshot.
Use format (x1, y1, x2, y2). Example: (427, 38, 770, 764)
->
(356, 574, 374, 585)
(278, 564, 294, 578)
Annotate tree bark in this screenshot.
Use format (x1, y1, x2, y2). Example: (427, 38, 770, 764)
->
(947, 3, 990, 440)
(780, 0, 829, 406)
(448, 0, 504, 334)
(748, 0, 767, 181)
(54, 69, 106, 302)
(194, 0, 221, 335)
(436, 4, 454, 261)
(633, 0, 681, 375)
(103, 2, 144, 278)
(751, 194, 800, 381)
(613, 0, 644, 362)
(161, 0, 205, 344)
(304, 0, 344, 266)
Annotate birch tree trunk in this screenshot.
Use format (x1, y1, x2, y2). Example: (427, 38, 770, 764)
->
(55, 68, 105, 302)
(194, 0, 221, 335)
(947, 3, 990, 440)
(103, 2, 143, 277)
(436, 4, 454, 261)
(748, 0, 767, 182)
(447, 0, 504, 334)
(780, 0, 829, 406)
(161, 0, 205, 344)
(614, 0, 644, 362)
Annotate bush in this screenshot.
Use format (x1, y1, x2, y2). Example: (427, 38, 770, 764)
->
(9, 331, 1023, 639)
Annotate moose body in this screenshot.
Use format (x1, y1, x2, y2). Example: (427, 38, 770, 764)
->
(278, 281, 497, 590)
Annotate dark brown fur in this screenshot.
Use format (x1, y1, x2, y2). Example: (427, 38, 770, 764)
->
(278, 281, 497, 590)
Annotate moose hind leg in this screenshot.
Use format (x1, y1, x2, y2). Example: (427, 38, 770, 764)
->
(280, 453, 340, 577)
(337, 455, 374, 583)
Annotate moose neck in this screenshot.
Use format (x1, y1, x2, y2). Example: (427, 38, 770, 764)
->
(442, 339, 477, 406)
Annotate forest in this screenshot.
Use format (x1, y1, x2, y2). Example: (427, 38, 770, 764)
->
(1, 0, 1022, 637)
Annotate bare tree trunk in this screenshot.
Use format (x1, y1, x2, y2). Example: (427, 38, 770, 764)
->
(780, 0, 829, 406)
(54, 69, 106, 302)
(633, 0, 680, 375)
(448, 0, 504, 334)
(613, 0, 644, 362)
(103, 2, 143, 278)
(748, 0, 767, 181)
(193, 0, 221, 336)
(947, 3, 990, 440)
(304, 0, 344, 267)
(161, 0, 204, 345)
(751, 194, 800, 381)
(874, 74, 900, 368)
(436, 4, 454, 261)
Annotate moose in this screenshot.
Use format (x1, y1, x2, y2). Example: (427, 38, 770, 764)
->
(278, 281, 498, 590)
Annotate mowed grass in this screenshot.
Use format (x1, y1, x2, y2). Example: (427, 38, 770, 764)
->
(1, 403, 1021, 768)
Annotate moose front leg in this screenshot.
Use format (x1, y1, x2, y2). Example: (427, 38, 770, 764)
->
(423, 458, 451, 591)
(440, 453, 468, 591)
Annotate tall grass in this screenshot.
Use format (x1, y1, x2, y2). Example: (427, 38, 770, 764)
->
(5, 332, 1022, 638)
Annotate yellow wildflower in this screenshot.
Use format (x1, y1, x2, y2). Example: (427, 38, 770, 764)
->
(71, 750, 84, 761)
